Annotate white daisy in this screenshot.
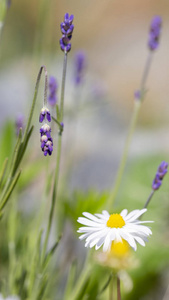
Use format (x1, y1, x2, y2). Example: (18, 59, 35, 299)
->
(77, 208, 153, 252)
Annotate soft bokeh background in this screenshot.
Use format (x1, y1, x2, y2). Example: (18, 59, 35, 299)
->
(0, 1, 169, 299)
(1, 0, 169, 189)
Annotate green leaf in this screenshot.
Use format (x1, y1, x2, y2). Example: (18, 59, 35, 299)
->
(42, 235, 62, 270)
(0, 121, 14, 166)
(0, 169, 21, 212)
(0, 157, 8, 188)
(12, 126, 34, 176)
(64, 261, 77, 300)
(56, 104, 60, 121)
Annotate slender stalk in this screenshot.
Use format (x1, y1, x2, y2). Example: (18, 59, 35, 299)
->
(107, 100, 141, 209)
(42, 53, 68, 261)
(24, 65, 47, 140)
(107, 51, 153, 209)
(60, 53, 68, 121)
(140, 52, 153, 93)
(117, 276, 121, 300)
(144, 190, 154, 208)
(70, 263, 91, 300)
(109, 274, 114, 300)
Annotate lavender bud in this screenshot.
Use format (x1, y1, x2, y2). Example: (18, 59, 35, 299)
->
(7, 0, 11, 8)
(152, 174, 162, 190)
(152, 161, 168, 191)
(60, 13, 74, 53)
(157, 161, 168, 179)
(134, 90, 141, 101)
(148, 16, 162, 51)
(40, 124, 53, 156)
(74, 51, 86, 85)
(15, 114, 24, 136)
(48, 76, 58, 106)
(39, 107, 51, 123)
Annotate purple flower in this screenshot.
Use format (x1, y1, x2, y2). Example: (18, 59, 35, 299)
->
(74, 51, 86, 85)
(60, 13, 74, 53)
(48, 76, 58, 106)
(15, 114, 24, 136)
(152, 174, 162, 190)
(157, 161, 168, 179)
(134, 90, 141, 101)
(39, 107, 51, 123)
(148, 16, 162, 51)
(152, 161, 168, 191)
(6, 0, 11, 8)
(40, 124, 53, 156)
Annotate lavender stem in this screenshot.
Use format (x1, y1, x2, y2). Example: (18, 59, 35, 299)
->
(117, 276, 121, 300)
(144, 190, 155, 209)
(42, 53, 68, 261)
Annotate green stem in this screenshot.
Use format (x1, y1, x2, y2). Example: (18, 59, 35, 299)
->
(117, 276, 121, 300)
(41, 53, 68, 261)
(42, 134, 62, 261)
(107, 51, 153, 209)
(70, 264, 91, 300)
(144, 190, 154, 208)
(109, 274, 114, 300)
(60, 53, 68, 121)
(107, 100, 141, 209)
(23, 65, 47, 140)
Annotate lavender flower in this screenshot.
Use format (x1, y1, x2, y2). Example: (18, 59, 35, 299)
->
(157, 161, 168, 179)
(74, 51, 86, 85)
(6, 0, 11, 8)
(152, 161, 168, 190)
(48, 76, 58, 106)
(148, 16, 162, 51)
(60, 13, 74, 53)
(15, 113, 24, 136)
(40, 124, 53, 156)
(39, 107, 51, 123)
(134, 90, 141, 101)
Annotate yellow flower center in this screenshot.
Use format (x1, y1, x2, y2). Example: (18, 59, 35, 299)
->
(110, 240, 130, 256)
(106, 213, 125, 228)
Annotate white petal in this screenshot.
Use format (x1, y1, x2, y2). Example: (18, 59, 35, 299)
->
(120, 229, 137, 251)
(124, 224, 152, 236)
(77, 217, 104, 227)
(78, 226, 105, 233)
(95, 213, 108, 221)
(102, 210, 110, 217)
(134, 221, 154, 224)
(79, 232, 91, 240)
(85, 228, 108, 243)
(133, 235, 146, 246)
(82, 212, 105, 223)
(95, 237, 105, 250)
(103, 233, 111, 252)
(120, 209, 128, 218)
(125, 209, 147, 222)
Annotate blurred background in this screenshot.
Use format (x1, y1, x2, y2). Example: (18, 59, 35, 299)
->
(0, 1, 169, 299)
(0, 0, 169, 190)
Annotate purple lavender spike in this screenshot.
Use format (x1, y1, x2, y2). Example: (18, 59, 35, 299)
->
(48, 76, 58, 106)
(40, 124, 53, 156)
(148, 16, 162, 51)
(39, 107, 51, 123)
(152, 174, 162, 190)
(74, 51, 86, 85)
(157, 161, 168, 179)
(152, 161, 168, 191)
(60, 13, 74, 53)
(134, 90, 141, 101)
(15, 113, 24, 136)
